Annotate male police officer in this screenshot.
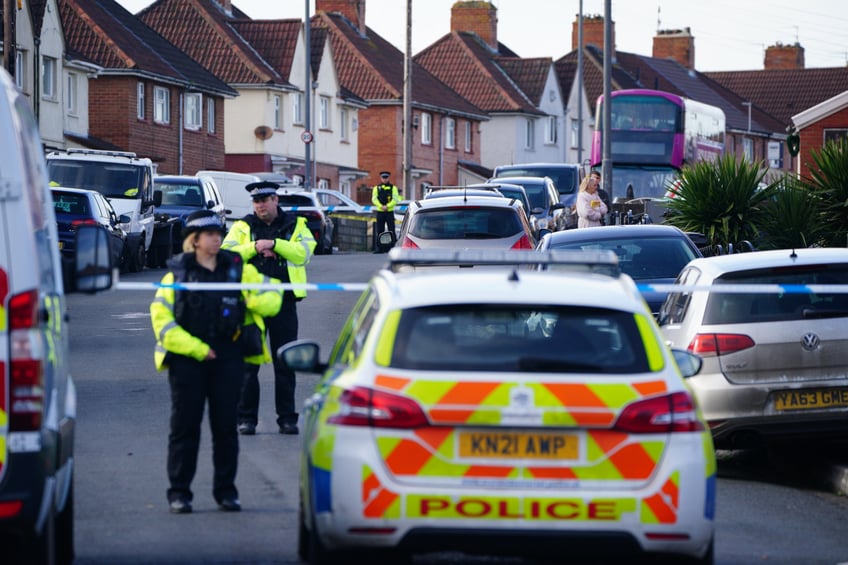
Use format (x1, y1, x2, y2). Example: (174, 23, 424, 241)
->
(371, 171, 400, 252)
(223, 181, 316, 435)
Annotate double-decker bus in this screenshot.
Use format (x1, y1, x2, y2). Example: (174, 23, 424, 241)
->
(591, 89, 725, 204)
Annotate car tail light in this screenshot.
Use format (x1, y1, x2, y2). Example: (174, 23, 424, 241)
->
(400, 237, 419, 249)
(614, 392, 703, 433)
(328, 386, 429, 428)
(299, 210, 324, 222)
(510, 234, 534, 250)
(9, 289, 44, 431)
(70, 218, 97, 229)
(688, 333, 755, 357)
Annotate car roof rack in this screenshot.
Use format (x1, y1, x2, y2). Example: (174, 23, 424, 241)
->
(385, 248, 620, 277)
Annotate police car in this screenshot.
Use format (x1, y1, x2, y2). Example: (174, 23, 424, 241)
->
(280, 249, 716, 564)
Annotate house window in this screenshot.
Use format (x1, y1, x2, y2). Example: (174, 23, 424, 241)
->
(421, 112, 432, 145)
(545, 115, 557, 145)
(154, 86, 170, 124)
(66, 73, 78, 113)
(207, 98, 216, 133)
(42, 56, 57, 99)
(742, 137, 753, 162)
(318, 178, 329, 190)
(293, 92, 304, 125)
(319, 96, 331, 129)
(273, 95, 282, 129)
(465, 121, 472, 152)
(15, 51, 24, 89)
(137, 82, 145, 119)
(824, 129, 848, 144)
(525, 118, 535, 149)
(185, 93, 202, 130)
(340, 107, 349, 141)
(445, 117, 456, 149)
(570, 118, 579, 148)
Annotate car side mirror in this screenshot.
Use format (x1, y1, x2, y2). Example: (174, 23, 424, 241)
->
(671, 348, 703, 378)
(74, 225, 115, 294)
(152, 190, 163, 207)
(277, 340, 326, 373)
(117, 214, 132, 224)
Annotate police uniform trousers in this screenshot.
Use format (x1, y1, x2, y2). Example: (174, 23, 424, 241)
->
(238, 297, 298, 428)
(373, 210, 395, 251)
(167, 352, 243, 504)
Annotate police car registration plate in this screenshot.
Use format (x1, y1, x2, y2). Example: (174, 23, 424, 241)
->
(458, 430, 578, 460)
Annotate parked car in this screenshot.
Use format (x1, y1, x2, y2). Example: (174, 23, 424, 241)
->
(537, 224, 703, 317)
(280, 248, 714, 564)
(196, 170, 261, 226)
(492, 163, 583, 228)
(423, 186, 504, 199)
(471, 182, 538, 234)
(396, 194, 535, 251)
(487, 175, 567, 236)
(153, 174, 229, 255)
(312, 188, 366, 214)
(277, 188, 335, 255)
(658, 248, 848, 449)
(51, 186, 129, 280)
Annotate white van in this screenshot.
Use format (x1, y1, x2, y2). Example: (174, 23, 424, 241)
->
(196, 170, 260, 226)
(0, 68, 113, 563)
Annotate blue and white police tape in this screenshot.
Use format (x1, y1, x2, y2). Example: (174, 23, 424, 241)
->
(279, 205, 407, 214)
(116, 281, 368, 292)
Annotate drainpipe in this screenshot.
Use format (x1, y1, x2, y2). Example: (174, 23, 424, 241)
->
(178, 91, 184, 174)
(439, 113, 446, 186)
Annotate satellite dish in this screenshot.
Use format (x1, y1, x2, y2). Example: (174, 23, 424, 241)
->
(254, 125, 273, 140)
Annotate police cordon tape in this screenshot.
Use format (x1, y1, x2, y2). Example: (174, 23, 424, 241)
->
(113, 281, 848, 294)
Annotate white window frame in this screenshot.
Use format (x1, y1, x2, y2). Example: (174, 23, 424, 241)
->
(137, 82, 145, 120)
(524, 118, 535, 150)
(421, 112, 432, 145)
(207, 98, 216, 134)
(445, 117, 456, 149)
(66, 73, 78, 114)
(293, 92, 304, 125)
(742, 137, 754, 162)
(154, 86, 170, 124)
(570, 118, 579, 148)
(184, 92, 202, 130)
(545, 115, 557, 145)
(340, 107, 349, 141)
(15, 51, 24, 90)
(464, 121, 472, 152)
(319, 95, 331, 129)
(318, 178, 329, 190)
(42, 56, 57, 99)
(273, 95, 282, 129)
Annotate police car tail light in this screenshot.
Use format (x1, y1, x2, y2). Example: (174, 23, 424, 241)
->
(614, 392, 703, 433)
(688, 333, 755, 357)
(511, 234, 534, 250)
(9, 289, 44, 431)
(400, 237, 420, 249)
(328, 386, 428, 428)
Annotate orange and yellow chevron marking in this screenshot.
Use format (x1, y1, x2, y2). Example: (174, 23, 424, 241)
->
(361, 466, 400, 519)
(641, 472, 680, 524)
(375, 374, 411, 391)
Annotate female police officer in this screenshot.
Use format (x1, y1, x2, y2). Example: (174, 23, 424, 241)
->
(150, 210, 281, 514)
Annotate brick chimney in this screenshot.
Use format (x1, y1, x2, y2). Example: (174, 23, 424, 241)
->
(653, 27, 695, 70)
(572, 14, 614, 57)
(316, 0, 366, 35)
(764, 43, 805, 70)
(451, 1, 498, 51)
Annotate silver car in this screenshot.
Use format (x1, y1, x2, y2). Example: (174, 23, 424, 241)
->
(658, 248, 848, 449)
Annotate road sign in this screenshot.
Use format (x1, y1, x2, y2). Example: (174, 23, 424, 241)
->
(301, 130, 314, 144)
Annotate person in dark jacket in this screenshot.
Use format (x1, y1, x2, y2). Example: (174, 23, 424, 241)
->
(223, 181, 316, 436)
(150, 210, 281, 514)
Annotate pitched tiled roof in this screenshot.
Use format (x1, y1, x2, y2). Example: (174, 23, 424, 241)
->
(136, 0, 288, 87)
(61, 0, 236, 96)
(555, 46, 640, 116)
(415, 31, 541, 115)
(230, 19, 301, 82)
(705, 68, 848, 128)
(495, 57, 552, 109)
(314, 12, 485, 119)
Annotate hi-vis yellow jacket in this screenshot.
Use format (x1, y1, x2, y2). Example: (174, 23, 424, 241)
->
(150, 260, 282, 371)
(223, 214, 315, 299)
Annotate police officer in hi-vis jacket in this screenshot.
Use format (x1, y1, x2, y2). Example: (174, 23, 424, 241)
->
(150, 210, 282, 514)
(223, 181, 316, 436)
(371, 170, 400, 252)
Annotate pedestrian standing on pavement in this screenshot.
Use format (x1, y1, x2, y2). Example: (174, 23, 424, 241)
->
(223, 181, 316, 436)
(371, 171, 400, 252)
(590, 170, 611, 225)
(150, 210, 282, 514)
(576, 171, 608, 228)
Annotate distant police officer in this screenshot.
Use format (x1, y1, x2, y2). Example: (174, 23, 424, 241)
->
(223, 181, 316, 435)
(371, 170, 400, 252)
(150, 210, 282, 514)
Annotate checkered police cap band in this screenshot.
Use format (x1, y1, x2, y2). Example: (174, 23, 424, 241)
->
(185, 214, 224, 231)
(245, 180, 280, 199)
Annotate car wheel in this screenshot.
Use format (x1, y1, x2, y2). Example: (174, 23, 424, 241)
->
(306, 511, 339, 565)
(55, 481, 75, 565)
(297, 500, 309, 562)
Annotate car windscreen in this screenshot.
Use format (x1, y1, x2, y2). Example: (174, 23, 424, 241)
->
(703, 263, 848, 324)
(549, 236, 698, 280)
(387, 304, 650, 374)
(505, 181, 546, 209)
(157, 182, 202, 206)
(409, 207, 521, 239)
(47, 160, 145, 199)
(278, 195, 315, 207)
(497, 167, 578, 195)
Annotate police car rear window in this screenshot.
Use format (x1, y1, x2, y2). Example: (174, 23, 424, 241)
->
(389, 305, 649, 374)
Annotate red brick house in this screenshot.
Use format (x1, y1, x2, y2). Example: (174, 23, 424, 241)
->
(790, 90, 848, 179)
(314, 0, 488, 201)
(60, 0, 237, 174)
